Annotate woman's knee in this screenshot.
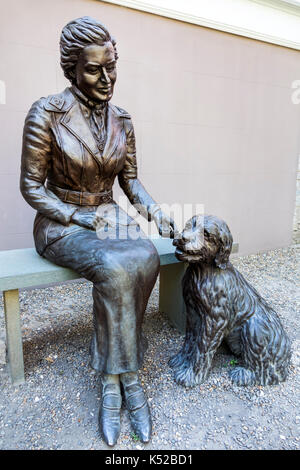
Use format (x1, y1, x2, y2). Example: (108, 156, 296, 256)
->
(140, 240, 160, 272)
(92, 251, 129, 284)
(91, 240, 159, 284)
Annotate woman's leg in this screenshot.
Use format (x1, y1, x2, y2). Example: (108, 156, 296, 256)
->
(120, 371, 152, 443)
(100, 373, 122, 446)
(42, 229, 159, 445)
(43, 231, 159, 373)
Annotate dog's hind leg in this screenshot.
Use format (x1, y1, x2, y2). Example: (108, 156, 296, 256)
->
(228, 316, 262, 386)
(228, 313, 288, 386)
(225, 328, 258, 385)
(232, 312, 291, 386)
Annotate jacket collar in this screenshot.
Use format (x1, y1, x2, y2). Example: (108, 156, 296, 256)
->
(70, 85, 107, 115)
(44, 87, 128, 118)
(45, 88, 126, 162)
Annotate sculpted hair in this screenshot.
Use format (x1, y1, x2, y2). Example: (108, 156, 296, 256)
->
(60, 16, 118, 84)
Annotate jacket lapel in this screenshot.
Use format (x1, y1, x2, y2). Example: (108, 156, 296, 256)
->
(101, 104, 125, 166)
(60, 100, 101, 161)
(60, 97, 126, 169)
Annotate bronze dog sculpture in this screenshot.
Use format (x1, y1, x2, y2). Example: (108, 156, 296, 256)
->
(170, 215, 291, 387)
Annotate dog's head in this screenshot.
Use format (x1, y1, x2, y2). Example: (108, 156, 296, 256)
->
(173, 214, 233, 269)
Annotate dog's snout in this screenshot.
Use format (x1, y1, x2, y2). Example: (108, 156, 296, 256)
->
(181, 233, 188, 243)
(173, 233, 187, 247)
(172, 238, 179, 247)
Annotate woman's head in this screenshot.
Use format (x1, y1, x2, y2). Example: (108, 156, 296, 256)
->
(60, 16, 118, 102)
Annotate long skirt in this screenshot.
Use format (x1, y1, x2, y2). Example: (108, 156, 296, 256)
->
(34, 202, 160, 375)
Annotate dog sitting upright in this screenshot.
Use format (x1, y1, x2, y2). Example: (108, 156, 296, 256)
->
(169, 214, 291, 387)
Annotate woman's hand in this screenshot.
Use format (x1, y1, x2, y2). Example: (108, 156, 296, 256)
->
(71, 210, 98, 230)
(152, 209, 178, 239)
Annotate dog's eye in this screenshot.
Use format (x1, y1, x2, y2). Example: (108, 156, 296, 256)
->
(204, 230, 209, 238)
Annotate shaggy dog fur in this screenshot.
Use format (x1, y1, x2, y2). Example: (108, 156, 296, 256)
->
(169, 214, 291, 387)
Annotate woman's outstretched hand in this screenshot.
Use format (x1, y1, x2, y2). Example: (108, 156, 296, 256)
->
(153, 210, 178, 239)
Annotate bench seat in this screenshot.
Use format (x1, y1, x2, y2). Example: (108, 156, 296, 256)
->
(0, 238, 238, 385)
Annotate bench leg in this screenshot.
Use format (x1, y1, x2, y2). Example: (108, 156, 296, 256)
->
(3, 289, 25, 385)
(159, 263, 187, 334)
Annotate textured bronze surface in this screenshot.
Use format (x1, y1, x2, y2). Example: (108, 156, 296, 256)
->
(170, 215, 291, 387)
(20, 16, 175, 444)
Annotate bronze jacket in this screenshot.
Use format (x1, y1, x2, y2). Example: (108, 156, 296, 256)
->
(20, 87, 157, 254)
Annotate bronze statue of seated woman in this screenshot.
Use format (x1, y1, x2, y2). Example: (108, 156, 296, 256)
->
(20, 16, 175, 446)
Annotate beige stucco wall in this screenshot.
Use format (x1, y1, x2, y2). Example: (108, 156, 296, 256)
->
(0, 0, 299, 254)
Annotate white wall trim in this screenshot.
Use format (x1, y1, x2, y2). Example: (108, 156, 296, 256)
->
(253, 0, 300, 15)
(98, 0, 300, 50)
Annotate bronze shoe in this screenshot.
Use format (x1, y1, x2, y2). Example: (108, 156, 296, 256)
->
(99, 383, 122, 447)
(122, 381, 152, 443)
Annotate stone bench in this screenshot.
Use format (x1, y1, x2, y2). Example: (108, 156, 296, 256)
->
(0, 238, 238, 385)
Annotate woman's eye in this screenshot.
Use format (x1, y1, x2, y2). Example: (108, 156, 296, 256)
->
(87, 68, 98, 74)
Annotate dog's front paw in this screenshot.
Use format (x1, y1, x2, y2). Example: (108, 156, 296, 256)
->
(172, 363, 210, 387)
(229, 366, 256, 386)
(173, 365, 199, 387)
(169, 352, 186, 369)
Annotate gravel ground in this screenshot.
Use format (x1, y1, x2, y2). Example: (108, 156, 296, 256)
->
(0, 246, 299, 450)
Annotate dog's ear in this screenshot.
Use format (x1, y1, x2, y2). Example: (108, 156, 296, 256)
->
(214, 244, 230, 269)
(214, 223, 233, 270)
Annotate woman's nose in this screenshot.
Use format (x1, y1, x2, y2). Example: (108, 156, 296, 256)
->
(100, 67, 111, 83)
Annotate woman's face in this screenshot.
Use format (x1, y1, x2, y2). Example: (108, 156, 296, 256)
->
(75, 43, 117, 102)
